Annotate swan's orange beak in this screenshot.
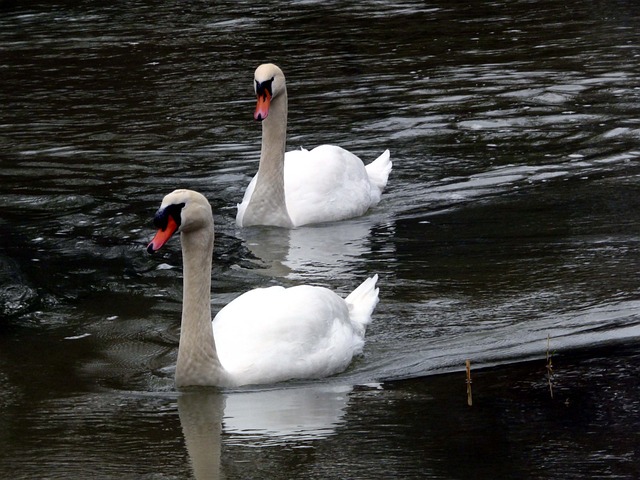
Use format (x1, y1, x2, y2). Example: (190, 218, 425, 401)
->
(254, 90, 271, 121)
(147, 215, 179, 253)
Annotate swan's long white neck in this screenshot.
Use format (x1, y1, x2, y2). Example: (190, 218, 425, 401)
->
(243, 86, 293, 228)
(175, 226, 229, 387)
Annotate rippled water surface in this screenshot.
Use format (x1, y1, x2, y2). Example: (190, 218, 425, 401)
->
(1, 1, 640, 478)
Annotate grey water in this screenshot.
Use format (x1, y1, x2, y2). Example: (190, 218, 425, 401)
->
(1, 0, 640, 478)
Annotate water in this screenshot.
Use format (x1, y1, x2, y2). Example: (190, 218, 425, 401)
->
(1, 0, 640, 478)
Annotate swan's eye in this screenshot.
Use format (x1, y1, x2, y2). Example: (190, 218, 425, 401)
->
(154, 202, 185, 231)
(255, 77, 274, 99)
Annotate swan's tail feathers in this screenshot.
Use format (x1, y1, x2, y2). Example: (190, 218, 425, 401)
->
(365, 150, 392, 195)
(345, 274, 379, 337)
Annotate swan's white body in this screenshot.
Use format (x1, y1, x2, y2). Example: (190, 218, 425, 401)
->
(213, 278, 377, 385)
(236, 63, 392, 228)
(148, 189, 379, 388)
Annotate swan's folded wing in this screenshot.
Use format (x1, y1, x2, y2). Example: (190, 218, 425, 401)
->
(283, 145, 373, 225)
(212, 285, 359, 384)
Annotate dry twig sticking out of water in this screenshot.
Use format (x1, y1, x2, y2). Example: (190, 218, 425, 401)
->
(465, 359, 473, 406)
(546, 334, 554, 399)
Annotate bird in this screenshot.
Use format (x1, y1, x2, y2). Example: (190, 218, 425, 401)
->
(148, 189, 380, 388)
(236, 63, 392, 228)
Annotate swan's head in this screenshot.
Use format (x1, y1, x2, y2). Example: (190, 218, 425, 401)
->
(147, 189, 213, 253)
(254, 63, 286, 121)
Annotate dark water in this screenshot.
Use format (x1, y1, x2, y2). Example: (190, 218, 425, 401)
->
(1, 0, 640, 478)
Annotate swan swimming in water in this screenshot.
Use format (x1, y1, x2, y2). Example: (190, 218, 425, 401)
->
(148, 189, 380, 387)
(236, 63, 392, 228)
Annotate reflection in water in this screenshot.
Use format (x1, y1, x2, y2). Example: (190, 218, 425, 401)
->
(238, 219, 383, 282)
(179, 392, 225, 480)
(178, 385, 352, 478)
(222, 385, 351, 445)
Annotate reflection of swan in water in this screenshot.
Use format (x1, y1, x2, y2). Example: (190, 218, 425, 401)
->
(223, 384, 352, 445)
(239, 219, 376, 281)
(178, 385, 352, 478)
(178, 392, 225, 480)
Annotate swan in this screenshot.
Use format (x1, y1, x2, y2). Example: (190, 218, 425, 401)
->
(236, 63, 392, 228)
(148, 189, 380, 388)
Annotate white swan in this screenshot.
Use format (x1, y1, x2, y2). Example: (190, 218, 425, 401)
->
(236, 63, 392, 228)
(148, 189, 380, 388)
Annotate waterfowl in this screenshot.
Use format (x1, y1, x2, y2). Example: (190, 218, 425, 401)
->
(236, 63, 392, 228)
(148, 189, 380, 387)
